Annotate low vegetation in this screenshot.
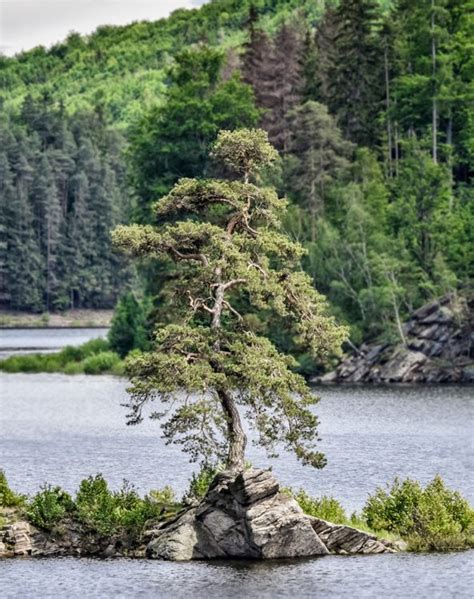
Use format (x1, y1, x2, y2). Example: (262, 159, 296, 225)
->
(2, 470, 472, 553)
(0, 470, 26, 508)
(363, 476, 474, 552)
(0, 338, 123, 375)
(7, 473, 181, 537)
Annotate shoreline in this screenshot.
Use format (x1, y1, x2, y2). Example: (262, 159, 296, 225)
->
(0, 309, 113, 329)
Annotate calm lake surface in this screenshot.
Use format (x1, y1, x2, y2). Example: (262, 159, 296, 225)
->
(0, 327, 109, 359)
(0, 372, 473, 598)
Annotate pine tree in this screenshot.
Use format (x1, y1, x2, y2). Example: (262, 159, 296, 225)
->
(314, 7, 339, 106)
(113, 129, 347, 469)
(31, 154, 62, 309)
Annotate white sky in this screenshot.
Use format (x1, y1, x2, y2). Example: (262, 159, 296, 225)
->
(0, 0, 208, 56)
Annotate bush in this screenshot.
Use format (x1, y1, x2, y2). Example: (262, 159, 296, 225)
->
(183, 464, 221, 503)
(0, 338, 112, 374)
(82, 351, 120, 374)
(0, 470, 26, 507)
(75, 474, 118, 535)
(63, 361, 84, 375)
(363, 476, 474, 551)
(27, 485, 74, 530)
(0, 354, 49, 373)
(293, 489, 347, 524)
(75, 475, 174, 536)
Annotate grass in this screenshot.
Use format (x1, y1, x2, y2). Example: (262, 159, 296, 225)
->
(0, 338, 124, 375)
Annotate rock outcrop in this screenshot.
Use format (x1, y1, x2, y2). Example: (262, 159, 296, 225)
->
(0, 470, 400, 560)
(0, 508, 146, 559)
(145, 469, 396, 560)
(320, 294, 473, 384)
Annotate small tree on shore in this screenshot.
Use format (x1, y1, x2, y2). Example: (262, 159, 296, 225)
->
(112, 129, 347, 471)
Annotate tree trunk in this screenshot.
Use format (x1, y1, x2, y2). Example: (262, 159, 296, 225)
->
(384, 44, 393, 177)
(211, 267, 247, 471)
(217, 388, 247, 471)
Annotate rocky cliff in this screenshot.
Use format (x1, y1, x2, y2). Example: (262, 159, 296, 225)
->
(320, 294, 473, 384)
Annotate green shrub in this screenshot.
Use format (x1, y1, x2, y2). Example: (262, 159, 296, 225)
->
(83, 351, 120, 374)
(0, 354, 45, 373)
(79, 338, 110, 358)
(183, 464, 221, 503)
(293, 489, 347, 524)
(63, 361, 84, 375)
(57, 345, 85, 364)
(75, 474, 117, 535)
(0, 338, 111, 374)
(27, 485, 74, 530)
(0, 470, 26, 507)
(363, 476, 474, 551)
(75, 475, 173, 536)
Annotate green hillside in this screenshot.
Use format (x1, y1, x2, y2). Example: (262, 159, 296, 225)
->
(0, 0, 325, 125)
(0, 0, 397, 125)
(0, 0, 472, 366)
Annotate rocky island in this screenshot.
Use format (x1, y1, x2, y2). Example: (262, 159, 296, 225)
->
(1, 470, 400, 560)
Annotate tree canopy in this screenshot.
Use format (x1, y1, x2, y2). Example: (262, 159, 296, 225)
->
(113, 129, 347, 470)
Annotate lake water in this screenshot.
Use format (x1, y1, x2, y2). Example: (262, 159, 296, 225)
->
(0, 373, 473, 598)
(0, 327, 109, 359)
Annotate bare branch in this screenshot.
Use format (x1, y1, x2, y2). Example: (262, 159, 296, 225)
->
(169, 246, 209, 266)
(223, 300, 243, 321)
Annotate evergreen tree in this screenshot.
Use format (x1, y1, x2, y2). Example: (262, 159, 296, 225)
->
(242, 20, 304, 153)
(285, 101, 353, 238)
(326, 0, 384, 146)
(108, 292, 148, 358)
(0, 99, 130, 311)
(129, 47, 259, 223)
(113, 129, 347, 469)
(313, 7, 339, 106)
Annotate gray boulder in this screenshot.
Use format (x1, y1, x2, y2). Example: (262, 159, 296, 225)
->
(146, 469, 397, 561)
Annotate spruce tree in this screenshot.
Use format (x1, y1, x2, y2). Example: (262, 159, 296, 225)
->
(285, 101, 353, 237)
(326, 0, 384, 146)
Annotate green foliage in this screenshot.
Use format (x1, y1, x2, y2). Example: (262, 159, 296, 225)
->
(183, 464, 222, 503)
(26, 485, 74, 530)
(293, 489, 347, 524)
(75, 475, 177, 536)
(0, 470, 26, 508)
(128, 47, 259, 222)
(0, 338, 121, 375)
(108, 292, 149, 358)
(1, 0, 471, 358)
(363, 476, 474, 551)
(114, 128, 347, 469)
(82, 351, 121, 375)
(0, 98, 131, 312)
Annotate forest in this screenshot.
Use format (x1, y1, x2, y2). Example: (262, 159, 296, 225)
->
(0, 0, 472, 359)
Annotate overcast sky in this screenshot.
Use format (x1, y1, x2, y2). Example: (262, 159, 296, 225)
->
(0, 0, 208, 56)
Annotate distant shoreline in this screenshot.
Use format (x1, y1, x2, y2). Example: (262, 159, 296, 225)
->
(0, 309, 113, 329)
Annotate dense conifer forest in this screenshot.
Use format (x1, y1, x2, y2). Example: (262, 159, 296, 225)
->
(0, 0, 472, 357)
